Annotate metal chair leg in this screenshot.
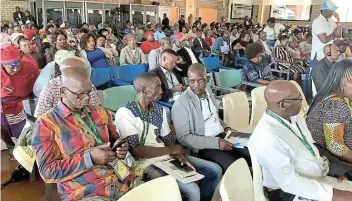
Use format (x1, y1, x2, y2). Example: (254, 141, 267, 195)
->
(45, 183, 53, 201)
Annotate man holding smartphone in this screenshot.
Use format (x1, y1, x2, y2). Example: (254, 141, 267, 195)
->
(115, 72, 222, 201)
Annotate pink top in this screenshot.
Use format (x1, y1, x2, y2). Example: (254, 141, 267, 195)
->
(287, 47, 302, 60)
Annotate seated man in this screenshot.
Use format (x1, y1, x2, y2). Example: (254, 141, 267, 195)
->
(311, 44, 340, 93)
(248, 80, 352, 201)
(32, 67, 136, 201)
(34, 57, 101, 117)
(192, 30, 210, 58)
(243, 43, 275, 86)
(172, 64, 249, 172)
(148, 37, 172, 71)
(177, 36, 199, 77)
(151, 49, 185, 102)
(114, 72, 222, 201)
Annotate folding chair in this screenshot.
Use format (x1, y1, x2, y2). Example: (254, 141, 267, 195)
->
(290, 80, 309, 116)
(200, 56, 232, 72)
(249, 86, 267, 128)
(234, 51, 248, 69)
(90, 68, 111, 88)
(271, 49, 291, 80)
(220, 158, 254, 201)
(109, 64, 148, 86)
(102, 85, 136, 113)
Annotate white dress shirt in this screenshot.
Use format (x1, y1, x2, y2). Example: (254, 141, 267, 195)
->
(311, 14, 337, 61)
(263, 23, 285, 40)
(200, 91, 223, 136)
(184, 47, 198, 64)
(260, 40, 272, 56)
(248, 112, 333, 201)
(161, 67, 181, 101)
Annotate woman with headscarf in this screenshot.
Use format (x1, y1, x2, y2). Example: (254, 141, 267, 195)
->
(307, 60, 352, 164)
(120, 33, 147, 65)
(79, 33, 111, 68)
(1, 44, 39, 159)
(140, 31, 160, 54)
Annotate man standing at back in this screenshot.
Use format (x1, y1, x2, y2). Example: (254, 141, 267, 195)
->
(248, 80, 352, 201)
(32, 66, 136, 201)
(311, 0, 342, 63)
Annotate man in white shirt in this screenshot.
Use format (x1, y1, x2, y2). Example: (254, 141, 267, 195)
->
(115, 72, 222, 201)
(256, 30, 272, 56)
(263, 17, 285, 48)
(248, 80, 352, 201)
(148, 37, 172, 71)
(311, 0, 342, 63)
(172, 64, 250, 172)
(151, 49, 185, 102)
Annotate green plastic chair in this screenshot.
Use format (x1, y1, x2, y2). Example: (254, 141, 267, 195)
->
(102, 85, 136, 112)
(215, 69, 243, 88)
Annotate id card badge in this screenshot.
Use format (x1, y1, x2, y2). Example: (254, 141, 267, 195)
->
(109, 159, 130, 180)
(293, 196, 315, 201)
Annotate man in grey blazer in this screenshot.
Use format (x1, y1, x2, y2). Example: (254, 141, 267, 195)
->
(171, 63, 247, 172)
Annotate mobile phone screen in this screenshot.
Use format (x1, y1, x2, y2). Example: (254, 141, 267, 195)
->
(169, 160, 194, 173)
(111, 139, 126, 151)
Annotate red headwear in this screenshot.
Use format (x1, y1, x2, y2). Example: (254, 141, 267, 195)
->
(174, 33, 184, 41)
(24, 29, 36, 40)
(0, 44, 21, 65)
(144, 31, 154, 40)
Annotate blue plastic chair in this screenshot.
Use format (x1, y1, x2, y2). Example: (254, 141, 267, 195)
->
(109, 64, 148, 86)
(90, 68, 111, 88)
(234, 51, 248, 69)
(200, 56, 232, 72)
(157, 101, 173, 109)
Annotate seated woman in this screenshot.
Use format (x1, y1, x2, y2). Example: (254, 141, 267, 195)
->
(1, 44, 39, 159)
(307, 59, 352, 164)
(18, 36, 44, 69)
(140, 31, 160, 54)
(287, 36, 309, 67)
(274, 34, 305, 82)
(243, 43, 275, 85)
(79, 33, 111, 68)
(44, 29, 71, 64)
(96, 34, 119, 66)
(120, 33, 147, 65)
(232, 31, 253, 67)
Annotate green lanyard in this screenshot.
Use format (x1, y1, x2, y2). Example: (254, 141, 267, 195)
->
(135, 101, 150, 146)
(266, 109, 316, 157)
(72, 107, 103, 145)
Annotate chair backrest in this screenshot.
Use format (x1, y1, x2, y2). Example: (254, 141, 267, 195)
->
(215, 69, 242, 88)
(290, 80, 310, 116)
(90, 67, 111, 87)
(201, 56, 221, 72)
(220, 158, 254, 201)
(248, 148, 269, 201)
(119, 176, 182, 201)
(110, 64, 148, 83)
(222, 92, 250, 132)
(235, 51, 248, 68)
(250, 86, 267, 128)
(102, 85, 136, 112)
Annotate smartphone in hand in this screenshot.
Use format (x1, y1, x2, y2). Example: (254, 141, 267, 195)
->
(111, 139, 127, 152)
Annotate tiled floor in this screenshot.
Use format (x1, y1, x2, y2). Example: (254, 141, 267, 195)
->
(1, 150, 60, 201)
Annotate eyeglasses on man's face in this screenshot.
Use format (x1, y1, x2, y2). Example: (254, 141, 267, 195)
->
(63, 87, 94, 99)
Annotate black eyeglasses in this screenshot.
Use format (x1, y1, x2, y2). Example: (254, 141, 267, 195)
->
(63, 87, 94, 99)
(278, 96, 303, 104)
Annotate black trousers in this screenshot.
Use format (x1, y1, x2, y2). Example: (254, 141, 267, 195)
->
(197, 147, 251, 173)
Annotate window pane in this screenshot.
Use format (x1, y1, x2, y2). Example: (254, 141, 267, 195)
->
(46, 8, 63, 25)
(88, 9, 102, 28)
(67, 9, 82, 28)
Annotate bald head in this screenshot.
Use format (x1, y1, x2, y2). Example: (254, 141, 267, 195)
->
(264, 80, 302, 118)
(59, 57, 85, 72)
(187, 63, 207, 78)
(61, 66, 90, 91)
(133, 72, 160, 93)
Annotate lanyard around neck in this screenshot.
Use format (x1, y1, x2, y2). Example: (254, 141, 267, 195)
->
(72, 107, 102, 145)
(266, 109, 316, 157)
(135, 100, 150, 146)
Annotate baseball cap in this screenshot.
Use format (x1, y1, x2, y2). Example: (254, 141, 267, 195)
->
(320, 0, 338, 11)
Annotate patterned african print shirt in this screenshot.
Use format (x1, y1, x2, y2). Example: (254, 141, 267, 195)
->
(32, 102, 135, 201)
(307, 95, 352, 158)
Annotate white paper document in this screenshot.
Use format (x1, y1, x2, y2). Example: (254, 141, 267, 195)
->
(225, 131, 250, 148)
(154, 159, 204, 184)
(318, 176, 352, 192)
(220, 45, 230, 54)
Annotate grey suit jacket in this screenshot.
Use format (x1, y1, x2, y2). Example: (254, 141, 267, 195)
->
(171, 87, 228, 154)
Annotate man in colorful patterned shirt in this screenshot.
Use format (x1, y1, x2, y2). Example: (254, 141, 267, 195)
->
(32, 66, 136, 201)
(115, 72, 222, 201)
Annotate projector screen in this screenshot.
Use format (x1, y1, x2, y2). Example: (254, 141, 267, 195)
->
(270, 5, 312, 21)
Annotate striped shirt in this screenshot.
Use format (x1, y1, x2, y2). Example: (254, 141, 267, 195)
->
(32, 102, 135, 201)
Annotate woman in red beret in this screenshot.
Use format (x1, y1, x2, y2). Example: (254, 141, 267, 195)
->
(140, 31, 160, 54)
(0, 44, 39, 159)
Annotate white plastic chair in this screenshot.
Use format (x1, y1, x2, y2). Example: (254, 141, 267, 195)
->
(222, 92, 254, 133)
(290, 80, 309, 116)
(249, 148, 269, 201)
(220, 158, 254, 201)
(249, 86, 267, 128)
(119, 176, 182, 201)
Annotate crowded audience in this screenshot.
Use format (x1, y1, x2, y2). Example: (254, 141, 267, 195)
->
(1, 1, 352, 200)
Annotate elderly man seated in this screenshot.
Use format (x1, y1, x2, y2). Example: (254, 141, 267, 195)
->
(32, 67, 136, 201)
(172, 64, 250, 172)
(248, 80, 352, 201)
(114, 72, 222, 201)
(34, 57, 101, 118)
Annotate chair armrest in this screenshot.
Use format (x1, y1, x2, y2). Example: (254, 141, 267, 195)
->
(218, 66, 233, 71)
(241, 81, 265, 88)
(157, 101, 174, 109)
(212, 86, 240, 93)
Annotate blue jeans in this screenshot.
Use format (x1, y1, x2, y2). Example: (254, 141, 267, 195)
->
(143, 155, 222, 201)
(266, 39, 275, 48)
